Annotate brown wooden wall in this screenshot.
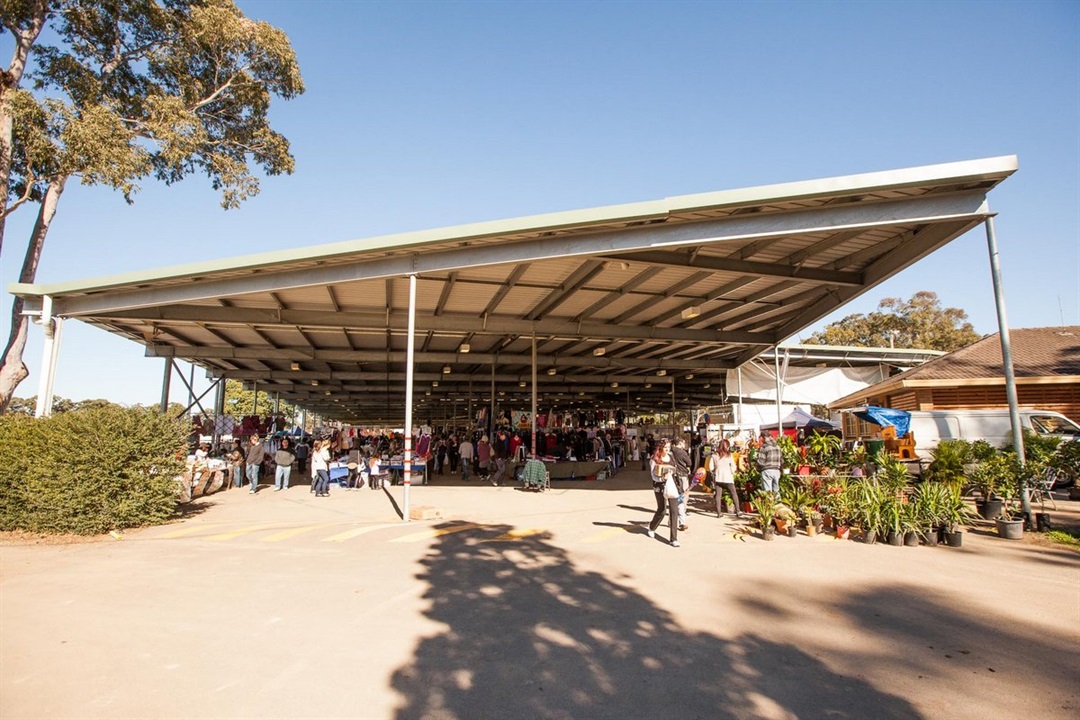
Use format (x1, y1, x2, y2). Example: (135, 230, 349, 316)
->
(848, 382, 1080, 426)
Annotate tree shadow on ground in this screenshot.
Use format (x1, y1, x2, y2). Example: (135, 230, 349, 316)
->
(390, 522, 922, 719)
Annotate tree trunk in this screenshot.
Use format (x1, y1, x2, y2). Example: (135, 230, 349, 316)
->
(0, 175, 66, 413)
(0, 0, 50, 257)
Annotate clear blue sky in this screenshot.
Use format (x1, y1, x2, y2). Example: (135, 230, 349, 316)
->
(1, 0, 1077, 405)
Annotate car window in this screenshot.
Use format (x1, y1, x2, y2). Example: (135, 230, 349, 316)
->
(1030, 415, 1080, 435)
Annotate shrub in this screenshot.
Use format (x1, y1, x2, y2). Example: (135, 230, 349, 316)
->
(0, 406, 188, 535)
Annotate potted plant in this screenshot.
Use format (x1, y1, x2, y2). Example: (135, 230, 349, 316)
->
(775, 503, 799, 537)
(911, 481, 949, 546)
(924, 439, 972, 489)
(969, 455, 1009, 520)
(901, 502, 921, 546)
(995, 457, 1038, 540)
(806, 432, 842, 472)
(881, 496, 903, 546)
(849, 478, 883, 544)
(752, 491, 777, 541)
(939, 483, 975, 547)
(842, 444, 870, 477)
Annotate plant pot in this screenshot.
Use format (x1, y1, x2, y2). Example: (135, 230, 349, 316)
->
(762, 528, 776, 541)
(886, 531, 903, 546)
(741, 501, 754, 513)
(863, 529, 877, 545)
(904, 531, 919, 547)
(995, 517, 1024, 540)
(943, 529, 963, 547)
(1070, 487, 1080, 501)
(976, 498, 1004, 520)
(835, 525, 850, 540)
(774, 518, 788, 534)
(1035, 512, 1052, 532)
(806, 523, 819, 537)
(786, 525, 798, 538)
(921, 527, 939, 547)
(822, 514, 834, 529)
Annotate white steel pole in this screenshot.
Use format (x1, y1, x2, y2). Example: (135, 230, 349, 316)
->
(984, 215, 1029, 519)
(34, 296, 55, 418)
(403, 273, 417, 522)
(774, 346, 783, 436)
(531, 333, 538, 458)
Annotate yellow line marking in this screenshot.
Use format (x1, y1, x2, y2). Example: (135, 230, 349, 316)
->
(156, 524, 227, 539)
(582, 527, 625, 543)
(205, 524, 280, 541)
(262, 525, 328, 542)
(390, 522, 487, 543)
(322, 523, 402, 542)
(481, 528, 544, 542)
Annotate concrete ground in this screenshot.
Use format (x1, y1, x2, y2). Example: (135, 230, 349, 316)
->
(2, 468, 1078, 720)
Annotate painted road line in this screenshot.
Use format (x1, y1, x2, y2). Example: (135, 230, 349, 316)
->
(322, 523, 402, 543)
(262, 525, 332, 543)
(582, 527, 625, 543)
(156, 524, 227, 539)
(389, 522, 488, 543)
(205, 524, 280, 541)
(481, 528, 545, 542)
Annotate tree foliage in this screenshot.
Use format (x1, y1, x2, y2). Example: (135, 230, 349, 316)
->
(222, 379, 296, 421)
(805, 291, 981, 352)
(0, 0, 304, 412)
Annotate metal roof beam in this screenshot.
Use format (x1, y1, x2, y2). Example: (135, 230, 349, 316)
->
(603, 249, 864, 286)
(97, 305, 773, 346)
(145, 345, 735, 370)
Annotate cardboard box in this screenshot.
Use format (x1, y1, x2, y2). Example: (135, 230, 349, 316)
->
(409, 505, 442, 520)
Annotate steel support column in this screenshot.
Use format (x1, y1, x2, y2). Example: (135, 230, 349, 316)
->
(985, 215, 1029, 518)
(160, 358, 173, 413)
(403, 273, 417, 522)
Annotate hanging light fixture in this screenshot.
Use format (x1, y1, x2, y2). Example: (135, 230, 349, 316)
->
(459, 343, 470, 354)
(593, 347, 606, 356)
(656, 369, 666, 377)
(519, 381, 526, 388)
(681, 306, 701, 320)
(443, 365, 451, 374)
(547, 367, 557, 376)
(290, 362, 301, 371)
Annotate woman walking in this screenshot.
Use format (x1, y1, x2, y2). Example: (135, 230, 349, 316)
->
(710, 439, 742, 518)
(647, 439, 680, 547)
(311, 439, 331, 497)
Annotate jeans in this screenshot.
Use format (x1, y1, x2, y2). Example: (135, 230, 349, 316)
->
(275, 464, 292, 490)
(649, 489, 680, 543)
(231, 465, 243, 488)
(677, 493, 688, 527)
(461, 459, 471, 480)
(246, 464, 260, 492)
(314, 468, 330, 495)
(760, 468, 781, 495)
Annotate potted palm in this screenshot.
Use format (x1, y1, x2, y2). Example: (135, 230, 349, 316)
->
(939, 483, 975, 547)
(881, 496, 904, 546)
(806, 433, 842, 473)
(752, 492, 777, 541)
(969, 454, 1009, 520)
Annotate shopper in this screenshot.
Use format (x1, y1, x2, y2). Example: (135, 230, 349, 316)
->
(647, 440, 680, 547)
(757, 433, 782, 496)
(244, 434, 265, 494)
(710, 439, 742, 518)
(311, 439, 331, 497)
(458, 435, 474, 481)
(671, 437, 693, 531)
(273, 437, 295, 491)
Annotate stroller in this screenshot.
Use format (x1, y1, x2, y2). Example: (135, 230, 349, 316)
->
(519, 458, 550, 492)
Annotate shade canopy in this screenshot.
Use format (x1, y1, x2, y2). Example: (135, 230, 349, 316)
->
(10, 156, 1017, 424)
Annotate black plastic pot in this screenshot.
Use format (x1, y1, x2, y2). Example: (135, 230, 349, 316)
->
(904, 531, 919, 547)
(976, 498, 1004, 520)
(1036, 513, 1052, 532)
(863, 529, 877, 545)
(886, 531, 903, 546)
(786, 525, 798, 538)
(922, 528, 939, 547)
(762, 528, 776, 541)
(943, 529, 963, 547)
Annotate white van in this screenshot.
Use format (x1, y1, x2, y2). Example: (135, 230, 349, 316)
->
(851, 408, 1080, 460)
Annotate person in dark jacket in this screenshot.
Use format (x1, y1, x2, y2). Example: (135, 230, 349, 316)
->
(273, 437, 296, 491)
(244, 434, 265, 494)
(671, 437, 693, 531)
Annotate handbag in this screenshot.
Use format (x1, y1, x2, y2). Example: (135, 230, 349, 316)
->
(663, 476, 680, 500)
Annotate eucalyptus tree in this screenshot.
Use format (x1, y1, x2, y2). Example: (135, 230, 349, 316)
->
(0, 0, 304, 412)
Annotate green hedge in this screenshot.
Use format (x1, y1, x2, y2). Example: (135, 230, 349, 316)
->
(0, 406, 188, 535)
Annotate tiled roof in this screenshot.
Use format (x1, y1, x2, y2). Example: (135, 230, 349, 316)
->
(889, 326, 1080, 381)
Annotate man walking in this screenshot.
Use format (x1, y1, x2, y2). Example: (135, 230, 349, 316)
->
(756, 432, 782, 496)
(671, 437, 693, 531)
(459, 435, 474, 481)
(245, 434, 265, 494)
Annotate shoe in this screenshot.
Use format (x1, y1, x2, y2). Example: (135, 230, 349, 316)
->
(679, 524, 689, 531)
(670, 540, 681, 547)
(646, 529, 655, 538)
(491, 479, 497, 486)
(249, 490, 256, 495)
(274, 488, 282, 492)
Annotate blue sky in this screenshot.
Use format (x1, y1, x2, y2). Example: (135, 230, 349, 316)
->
(1, 0, 1078, 405)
